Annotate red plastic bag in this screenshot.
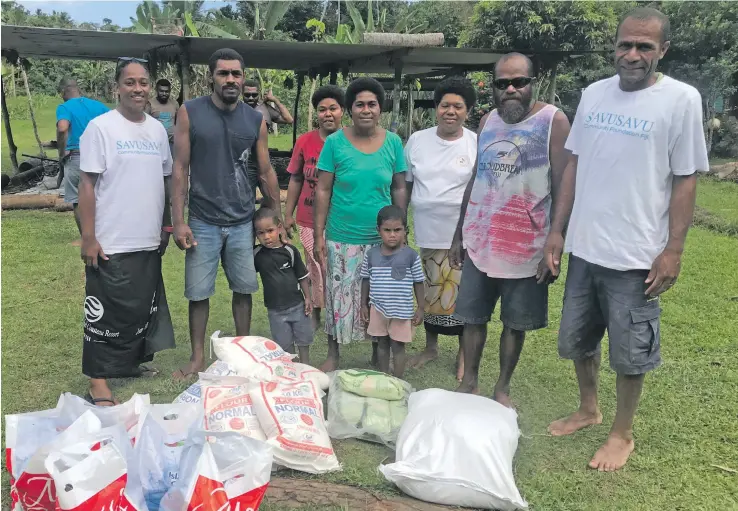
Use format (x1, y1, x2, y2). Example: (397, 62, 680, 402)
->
(45, 436, 143, 511)
(8, 411, 101, 511)
(159, 430, 272, 511)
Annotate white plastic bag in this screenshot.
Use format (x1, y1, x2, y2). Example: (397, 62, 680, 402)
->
(159, 430, 272, 511)
(131, 403, 202, 510)
(380, 389, 528, 510)
(44, 431, 145, 511)
(173, 360, 236, 404)
(7, 410, 102, 511)
(200, 375, 267, 441)
(249, 380, 340, 474)
(326, 372, 409, 447)
(57, 393, 151, 444)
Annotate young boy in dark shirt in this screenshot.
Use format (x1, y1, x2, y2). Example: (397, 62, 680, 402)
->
(253, 208, 313, 364)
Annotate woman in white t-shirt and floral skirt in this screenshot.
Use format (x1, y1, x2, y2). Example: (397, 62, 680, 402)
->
(405, 77, 477, 381)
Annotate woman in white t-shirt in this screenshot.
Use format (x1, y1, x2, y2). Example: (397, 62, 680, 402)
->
(405, 77, 477, 381)
(78, 58, 174, 406)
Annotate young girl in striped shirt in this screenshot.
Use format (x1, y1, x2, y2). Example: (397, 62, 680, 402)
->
(360, 205, 425, 378)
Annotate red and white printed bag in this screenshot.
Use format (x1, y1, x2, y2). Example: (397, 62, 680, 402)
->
(159, 430, 273, 511)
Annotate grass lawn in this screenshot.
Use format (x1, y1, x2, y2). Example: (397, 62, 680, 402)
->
(2, 207, 737, 510)
(0, 96, 293, 172)
(697, 176, 738, 226)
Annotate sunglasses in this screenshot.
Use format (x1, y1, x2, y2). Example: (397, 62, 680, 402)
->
(243, 93, 259, 98)
(117, 57, 148, 65)
(493, 77, 534, 90)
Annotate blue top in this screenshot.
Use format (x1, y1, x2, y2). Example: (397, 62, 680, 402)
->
(360, 245, 424, 319)
(55, 97, 109, 150)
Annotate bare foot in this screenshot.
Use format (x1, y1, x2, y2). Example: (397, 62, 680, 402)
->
(172, 360, 205, 381)
(548, 410, 603, 436)
(455, 379, 479, 394)
(588, 434, 635, 472)
(493, 388, 514, 408)
(319, 356, 338, 373)
(408, 350, 438, 369)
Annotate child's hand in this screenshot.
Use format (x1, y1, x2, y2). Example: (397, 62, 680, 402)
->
(361, 304, 370, 325)
(304, 299, 312, 316)
(413, 308, 423, 327)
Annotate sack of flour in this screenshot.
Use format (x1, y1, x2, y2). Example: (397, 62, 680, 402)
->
(201, 375, 267, 441)
(250, 380, 340, 474)
(380, 389, 528, 510)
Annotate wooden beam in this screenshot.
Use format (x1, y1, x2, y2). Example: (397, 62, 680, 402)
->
(1, 79, 19, 173)
(293, 73, 304, 149)
(389, 62, 403, 133)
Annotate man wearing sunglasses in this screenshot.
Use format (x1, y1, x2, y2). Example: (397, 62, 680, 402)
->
(450, 52, 571, 409)
(145, 79, 179, 158)
(170, 49, 282, 381)
(545, 8, 708, 472)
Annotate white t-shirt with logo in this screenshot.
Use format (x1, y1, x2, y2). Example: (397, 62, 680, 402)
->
(80, 110, 172, 255)
(564, 75, 709, 271)
(405, 127, 477, 249)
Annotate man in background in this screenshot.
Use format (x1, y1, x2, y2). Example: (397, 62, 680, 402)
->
(146, 79, 179, 157)
(56, 77, 109, 234)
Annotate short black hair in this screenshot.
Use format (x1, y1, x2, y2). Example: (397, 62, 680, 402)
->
(58, 77, 78, 93)
(115, 60, 149, 83)
(617, 7, 670, 44)
(243, 79, 260, 89)
(156, 79, 171, 88)
(208, 48, 244, 75)
(376, 205, 406, 229)
(346, 77, 385, 111)
(253, 207, 281, 226)
(434, 76, 477, 109)
(495, 52, 535, 77)
(312, 85, 345, 110)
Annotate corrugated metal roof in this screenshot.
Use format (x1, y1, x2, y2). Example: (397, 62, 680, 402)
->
(1, 25, 504, 75)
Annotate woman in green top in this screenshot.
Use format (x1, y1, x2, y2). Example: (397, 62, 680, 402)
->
(314, 77, 408, 371)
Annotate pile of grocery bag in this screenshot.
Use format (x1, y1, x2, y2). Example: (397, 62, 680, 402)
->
(6, 332, 529, 510)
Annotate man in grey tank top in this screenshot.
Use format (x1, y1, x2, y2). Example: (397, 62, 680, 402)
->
(170, 48, 282, 380)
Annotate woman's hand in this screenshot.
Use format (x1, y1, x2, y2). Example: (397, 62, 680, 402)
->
(449, 232, 465, 270)
(314, 235, 327, 266)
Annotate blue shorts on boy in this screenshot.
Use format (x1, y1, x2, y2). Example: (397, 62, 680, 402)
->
(254, 243, 313, 350)
(360, 245, 424, 341)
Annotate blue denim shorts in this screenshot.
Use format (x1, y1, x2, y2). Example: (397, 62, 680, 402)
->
(63, 152, 81, 204)
(184, 217, 258, 301)
(558, 255, 662, 375)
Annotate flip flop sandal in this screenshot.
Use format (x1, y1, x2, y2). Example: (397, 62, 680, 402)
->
(84, 392, 116, 407)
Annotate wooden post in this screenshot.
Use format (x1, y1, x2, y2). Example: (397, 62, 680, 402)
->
(406, 83, 414, 139)
(389, 63, 403, 133)
(292, 73, 304, 148)
(19, 62, 45, 158)
(1, 79, 19, 173)
(179, 42, 191, 102)
(329, 70, 337, 85)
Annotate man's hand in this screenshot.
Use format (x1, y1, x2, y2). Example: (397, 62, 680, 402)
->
(361, 304, 370, 325)
(543, 231, 565, 277)
(304, 298, 313, 316)
(645, 248, 682, 298)
(284, 215, 297, 234)
(159, 231, 171, 256)
(314, 235, 327, 266)
(263, 92, 278, 104)
(449, 234, 465, 270)
(413, 307, 423, 327)
(81, 236, 109, 269)
(174, 223, 197, 250)
(536, 257, 557, 284)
